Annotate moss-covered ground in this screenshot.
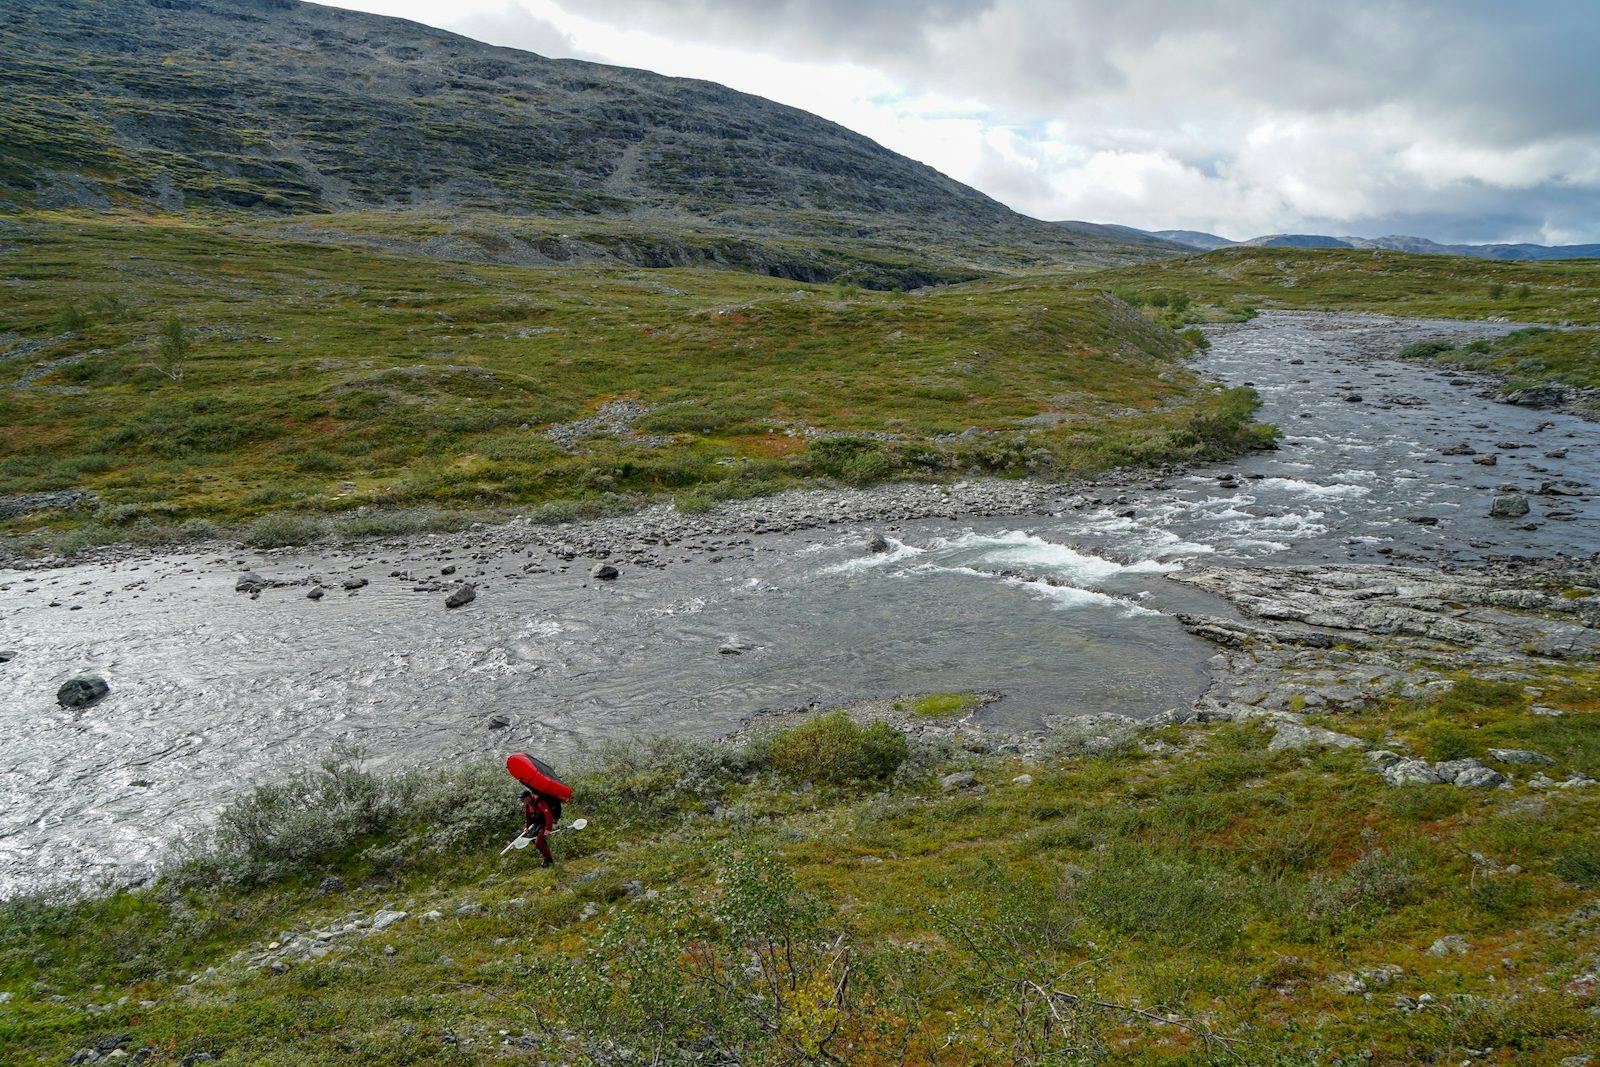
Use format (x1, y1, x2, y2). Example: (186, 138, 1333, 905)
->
(0, 212, 1270, 555)
(3, 664, 1597, 1064)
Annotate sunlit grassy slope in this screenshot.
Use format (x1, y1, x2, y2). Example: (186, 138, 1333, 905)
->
(2, 669, 1598, 1064)
(0, 213, 1268, 548)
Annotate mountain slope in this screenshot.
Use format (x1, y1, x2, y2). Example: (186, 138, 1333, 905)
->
(0, 0, 1168, 279)
(1150, 228, 1600, 262)
(1145, 229, 1236, 250)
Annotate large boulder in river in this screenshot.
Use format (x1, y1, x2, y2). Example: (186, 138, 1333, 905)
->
(590, 563, 619, 581)
(445, 582, 477, 608)
(1489, 493, 1530, 518)
(1501, 384, 1569, 409)
(57, 676, 109, 708)
(865, 532, 890, 553)
(236, 570, 266, 592)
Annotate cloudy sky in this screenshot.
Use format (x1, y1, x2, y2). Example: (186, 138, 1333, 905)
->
(327, 0, 1600, 244)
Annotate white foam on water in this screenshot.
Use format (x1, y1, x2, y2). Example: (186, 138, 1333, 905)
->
(1150, 540, 1216, 559)
(818, 539, 926, 575)
(1001, 575, 1162, 616)
(930, 529, 1179, 580)
(1228, 536, 1292, 552)
(906, 564, 1161, 617)
(1257, 477, 1371, 499)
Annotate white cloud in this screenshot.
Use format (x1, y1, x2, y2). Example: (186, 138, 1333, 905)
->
(319, 0, 1600, 243)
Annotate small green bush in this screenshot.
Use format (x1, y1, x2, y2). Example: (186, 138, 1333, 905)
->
(769, 712, 908, 785)
(1177, 327, 1210, 350)
(55, 302, 90, 332)
(294, 448, 341, 473)
(1419, 722, 1477, 761)
(1552, 842, 1600, 888)
(1398, 338, 1456, 360)
(242, 511, 326, 547)
(803, 437, 898, 486)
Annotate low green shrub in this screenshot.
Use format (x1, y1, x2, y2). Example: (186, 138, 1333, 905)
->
(1399, 338, 1456, 360)
(1552, 841, 1600, 888)
(241, 511, 326, 547)
(769, 712, 908, 785)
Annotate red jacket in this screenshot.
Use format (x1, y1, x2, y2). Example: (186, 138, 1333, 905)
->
(522, 792, 554, 838)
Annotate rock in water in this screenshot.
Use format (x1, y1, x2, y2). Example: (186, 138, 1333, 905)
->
(590, 563, 619, 581)
(235, 570, 265, 592)
(341, 576, 368, 591)
(1489, 493, 1530, 518)
(306, 586, 324, 600)
(1501, 384, 1568, 408)
(57, 676, 109, 708)
(865, 532, 890, 553)
(445, 582, 477, 608)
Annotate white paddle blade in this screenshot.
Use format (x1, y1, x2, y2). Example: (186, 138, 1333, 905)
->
(569, 818, 588, 831)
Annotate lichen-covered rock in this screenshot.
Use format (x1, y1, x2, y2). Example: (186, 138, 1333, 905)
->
(1383, 759, 1444, 787)
(1433, 758, 1507, 788)
(1487, 747, 1555, 766)
(1268, 721, 1366, 752)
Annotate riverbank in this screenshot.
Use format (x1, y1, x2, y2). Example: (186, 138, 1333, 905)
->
(3, 553, 1597, 1064)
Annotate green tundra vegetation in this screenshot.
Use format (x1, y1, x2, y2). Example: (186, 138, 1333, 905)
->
(1099, 246, 1600, 394)
(0, 213, 1270, 553)
(2, 666, 1598, 1064)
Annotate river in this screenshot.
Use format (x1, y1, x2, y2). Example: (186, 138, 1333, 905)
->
(2, 311, 1595, 895)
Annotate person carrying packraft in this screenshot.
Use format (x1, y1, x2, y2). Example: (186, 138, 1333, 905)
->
(506, 752, 573, 867)
(520, 786, 559, 867)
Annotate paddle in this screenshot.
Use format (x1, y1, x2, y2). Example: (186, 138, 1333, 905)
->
(499, 818, 588, 855)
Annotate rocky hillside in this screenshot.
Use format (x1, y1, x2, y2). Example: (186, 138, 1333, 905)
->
(1149, 229, 1600, 262)
(0, 0, 1172, 280)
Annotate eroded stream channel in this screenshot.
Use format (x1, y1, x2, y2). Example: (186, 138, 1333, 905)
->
(3, 311, 1597, 894)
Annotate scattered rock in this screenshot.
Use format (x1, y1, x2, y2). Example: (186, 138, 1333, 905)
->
(235, 570, 266, 592)
(1427, 934, 1469, 956)
(1011, 773, 1033, 786)
(306, 586, 324, 601)
(1433, 758, 1507, 788)
(590, 563, 619, 581)
(1268, 721, 1366, 752)
(939, 771, 976, 792)
(1502, 384, 1569, 408)
(1486, 747, 1555, 766)
(1489, 494, 1530, 518)
(1383, 759, 1445, 787)
(370, 909, 407, 932)
(317, 875, 345, 895)
(57, 676, 109, 708)
(341, 577, 368, 591)
(444, 583, 476, 608)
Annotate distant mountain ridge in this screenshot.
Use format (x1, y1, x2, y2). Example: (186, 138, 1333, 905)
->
(0, 0, 1175, 283)
(1141, 229, 1600, 262)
